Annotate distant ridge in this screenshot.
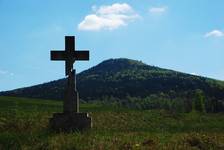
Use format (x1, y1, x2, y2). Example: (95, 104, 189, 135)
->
(1, 58, 224, 102)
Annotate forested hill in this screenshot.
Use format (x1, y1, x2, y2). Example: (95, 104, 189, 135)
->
(1, 58, 224, 102)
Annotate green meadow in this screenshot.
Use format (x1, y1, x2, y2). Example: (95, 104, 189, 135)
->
(0, 96, 223, 150)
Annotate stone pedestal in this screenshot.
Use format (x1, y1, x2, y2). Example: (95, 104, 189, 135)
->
(49, 112, 92, 132)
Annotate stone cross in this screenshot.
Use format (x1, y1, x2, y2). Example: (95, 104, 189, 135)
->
(51, 36, 89, 113)
(49, 36, 91, 132)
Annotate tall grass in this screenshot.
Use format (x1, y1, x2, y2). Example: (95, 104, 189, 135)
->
(0, 96, 223, 149)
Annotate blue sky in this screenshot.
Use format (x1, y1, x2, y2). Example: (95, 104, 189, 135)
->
(1, 0, 224, 91)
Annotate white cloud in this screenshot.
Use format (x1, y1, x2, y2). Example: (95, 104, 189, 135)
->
(78, 3, 140, 31)
(205, 30, 224, 38)
(149, 6, 167, 14)
(96, 3, 133, 15)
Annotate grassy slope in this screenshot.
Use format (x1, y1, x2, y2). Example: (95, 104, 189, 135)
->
(0, 96, 224, 150)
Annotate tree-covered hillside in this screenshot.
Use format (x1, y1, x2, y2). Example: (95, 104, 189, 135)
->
(78, 58, 224, 100)
(1, 58, 224, 112)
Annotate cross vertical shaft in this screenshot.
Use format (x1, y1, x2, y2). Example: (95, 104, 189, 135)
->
(64, 69, 79, 113)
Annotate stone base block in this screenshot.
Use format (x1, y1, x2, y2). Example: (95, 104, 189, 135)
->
(49, 112, 92, 132)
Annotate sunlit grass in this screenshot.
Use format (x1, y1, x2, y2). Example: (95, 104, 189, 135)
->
(0, 96, 224, 149)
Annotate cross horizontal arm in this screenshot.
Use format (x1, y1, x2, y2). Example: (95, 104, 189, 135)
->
(51, 51, 66, 60)
(75, 51, 89, 60)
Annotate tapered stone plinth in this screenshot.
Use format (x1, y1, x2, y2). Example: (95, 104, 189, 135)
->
(49, 112, 92, 132)
(49, 70, 92, 131)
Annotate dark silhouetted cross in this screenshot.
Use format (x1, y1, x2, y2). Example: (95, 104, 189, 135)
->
(50, 36, 89, 113)
(51, 36, 89, 76)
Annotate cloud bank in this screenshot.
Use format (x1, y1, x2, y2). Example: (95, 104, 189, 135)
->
(78, 3, 140, 31)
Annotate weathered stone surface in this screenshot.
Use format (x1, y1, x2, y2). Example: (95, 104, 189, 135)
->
(49, 112, 92, 132)
(64, 70, 79, 113)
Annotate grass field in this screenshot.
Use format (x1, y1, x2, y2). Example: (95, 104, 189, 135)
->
(0, 96, 224, 149)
